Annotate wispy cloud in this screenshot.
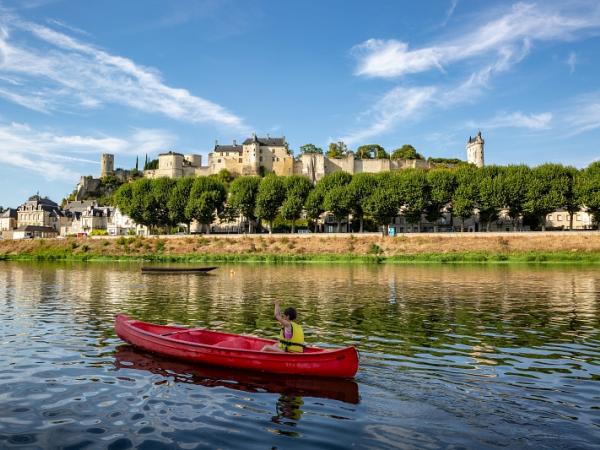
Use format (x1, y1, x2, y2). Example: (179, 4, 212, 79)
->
(339, 86, 437, 145)
(467, 111, 553, 130)
(0, 13, 250, 132)
(0, 122, 175, 180)
(342, 2, 600, 144)
(564, 92, 600, 135)
(352, 2, 600, 78)
(441, 0, 458, 27)
(567, 51, 577, 74)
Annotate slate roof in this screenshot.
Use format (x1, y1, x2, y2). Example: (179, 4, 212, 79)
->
(242, 136, 286, 146)
(16, 225, 58, 233)
(214, 145, 243, 153)
(64, 200, 97, 213)
(0, 208, 17, 219)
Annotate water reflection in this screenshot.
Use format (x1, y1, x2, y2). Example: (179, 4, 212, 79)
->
(113, 345, 360, 405)
(1, 261, 600, 449)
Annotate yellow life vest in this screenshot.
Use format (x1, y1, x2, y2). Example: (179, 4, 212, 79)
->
(278, 322, 305, 353)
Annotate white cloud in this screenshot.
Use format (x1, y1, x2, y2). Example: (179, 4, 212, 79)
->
(0, 122, 176, 180)
(339, 86, 437, 145)
(467, 111, 553, 130)
(0, 14, 250, 132)
(352, 2, 600, 78)
(567, 51, 577, 74)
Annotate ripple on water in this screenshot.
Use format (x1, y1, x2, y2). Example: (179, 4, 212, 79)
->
(1, 262, 600, 449)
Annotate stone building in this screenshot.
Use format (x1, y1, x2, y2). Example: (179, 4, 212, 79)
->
(142, 133, 441, 182)
(545, 209, 593, 230)
(144, 151, 210, 179)
(0, 208, 17, 231)
(17, 195, 67, 231)
(466, 131, 485, 167)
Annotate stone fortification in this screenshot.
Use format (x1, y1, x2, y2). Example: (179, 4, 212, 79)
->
(140, 132, 470, 183)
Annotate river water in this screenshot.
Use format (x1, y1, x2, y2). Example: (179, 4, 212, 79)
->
(0, 262, 599, 449)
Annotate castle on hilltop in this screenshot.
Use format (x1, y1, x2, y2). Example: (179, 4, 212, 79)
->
(98, 132, 485, 184)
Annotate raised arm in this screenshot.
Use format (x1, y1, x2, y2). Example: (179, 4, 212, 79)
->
(273, 300, 291, 328)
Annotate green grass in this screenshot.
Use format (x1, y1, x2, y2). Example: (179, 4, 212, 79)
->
(1, 248, 599, 264)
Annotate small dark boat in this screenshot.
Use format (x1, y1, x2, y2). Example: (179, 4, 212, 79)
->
(114, 345, 359, 404)
(141, 266, 217, 274)
(115, 314, 359, 378)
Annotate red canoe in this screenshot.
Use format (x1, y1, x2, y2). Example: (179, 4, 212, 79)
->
(115, 314, 359, 378)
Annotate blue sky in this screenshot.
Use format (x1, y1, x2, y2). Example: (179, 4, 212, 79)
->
(0, 0, 599, 207)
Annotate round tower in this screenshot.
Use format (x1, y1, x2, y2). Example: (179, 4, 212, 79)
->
(466, 131, 484, 167)
(100, 154, 115, 178)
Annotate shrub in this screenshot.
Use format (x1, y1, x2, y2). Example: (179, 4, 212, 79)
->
(368, 243, 382, 255)
(90, 229, 108, 236)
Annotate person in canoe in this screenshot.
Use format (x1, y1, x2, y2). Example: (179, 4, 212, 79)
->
(262, 300, 305, 352)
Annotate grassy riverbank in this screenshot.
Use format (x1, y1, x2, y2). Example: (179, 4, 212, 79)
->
(1, 233, 600, 263)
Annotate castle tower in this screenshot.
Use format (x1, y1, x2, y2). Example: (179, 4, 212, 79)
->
(466, 131, 484, 167)
(100, 154, 115, 178)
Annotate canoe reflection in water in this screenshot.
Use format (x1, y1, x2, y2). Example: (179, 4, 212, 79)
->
(113, 345, 360, 406)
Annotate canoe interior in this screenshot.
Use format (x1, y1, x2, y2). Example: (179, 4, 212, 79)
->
(131, 320, 323, 353)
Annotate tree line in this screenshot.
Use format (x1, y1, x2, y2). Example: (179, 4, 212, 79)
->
(112, 162, 600, 234)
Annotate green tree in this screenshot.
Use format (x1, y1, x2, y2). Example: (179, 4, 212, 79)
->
(305, 189, 324, 232)
(347, 173, 378, 232)
(167, 177, 195, 231)
(452, 165, 479, 231)
(391, 145, 424, 160)
(323, 185, 353, 232)
(425, 168, 456, 229)
(151, 177, 177, 231)
(363, 173, 400, 235)
(144, 158, 158, 170)
(298, 143, 324, 155)
(113, 182, 133, 216)
(398, 169, 429, 231)
(229, 176, 261, 233)
(524, 164, 571, 231)
(113, 178, 155, 230)
(186, 177, 227, 234)
(562, 166, 581, 231)
(327, 141, 349, 158)
(477, 166, 504, 231)
(215, 169, 235, 186)
(575, 162, 600, 229)
(356, 144, 388, 159)
(281, 175, 312, 233)
(498, 165, 531, 231)
(255, 174, 286, 233)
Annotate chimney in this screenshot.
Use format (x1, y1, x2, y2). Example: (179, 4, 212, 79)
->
(215, 139, 218, 148)
(233, 139, 237, 146)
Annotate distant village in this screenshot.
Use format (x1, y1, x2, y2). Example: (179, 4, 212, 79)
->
(0, 132, 593, 239)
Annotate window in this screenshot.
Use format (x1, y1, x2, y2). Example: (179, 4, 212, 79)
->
(238, 158, 242, 163)
(557, 214, 562, 221)
(259, 156, 263, 162)
(576, 214, 581, 221)
(218, 159, 221, 163)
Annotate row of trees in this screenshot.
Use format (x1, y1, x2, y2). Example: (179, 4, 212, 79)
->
(299, 142, 426, 160)
(112, 162, 600, 234)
